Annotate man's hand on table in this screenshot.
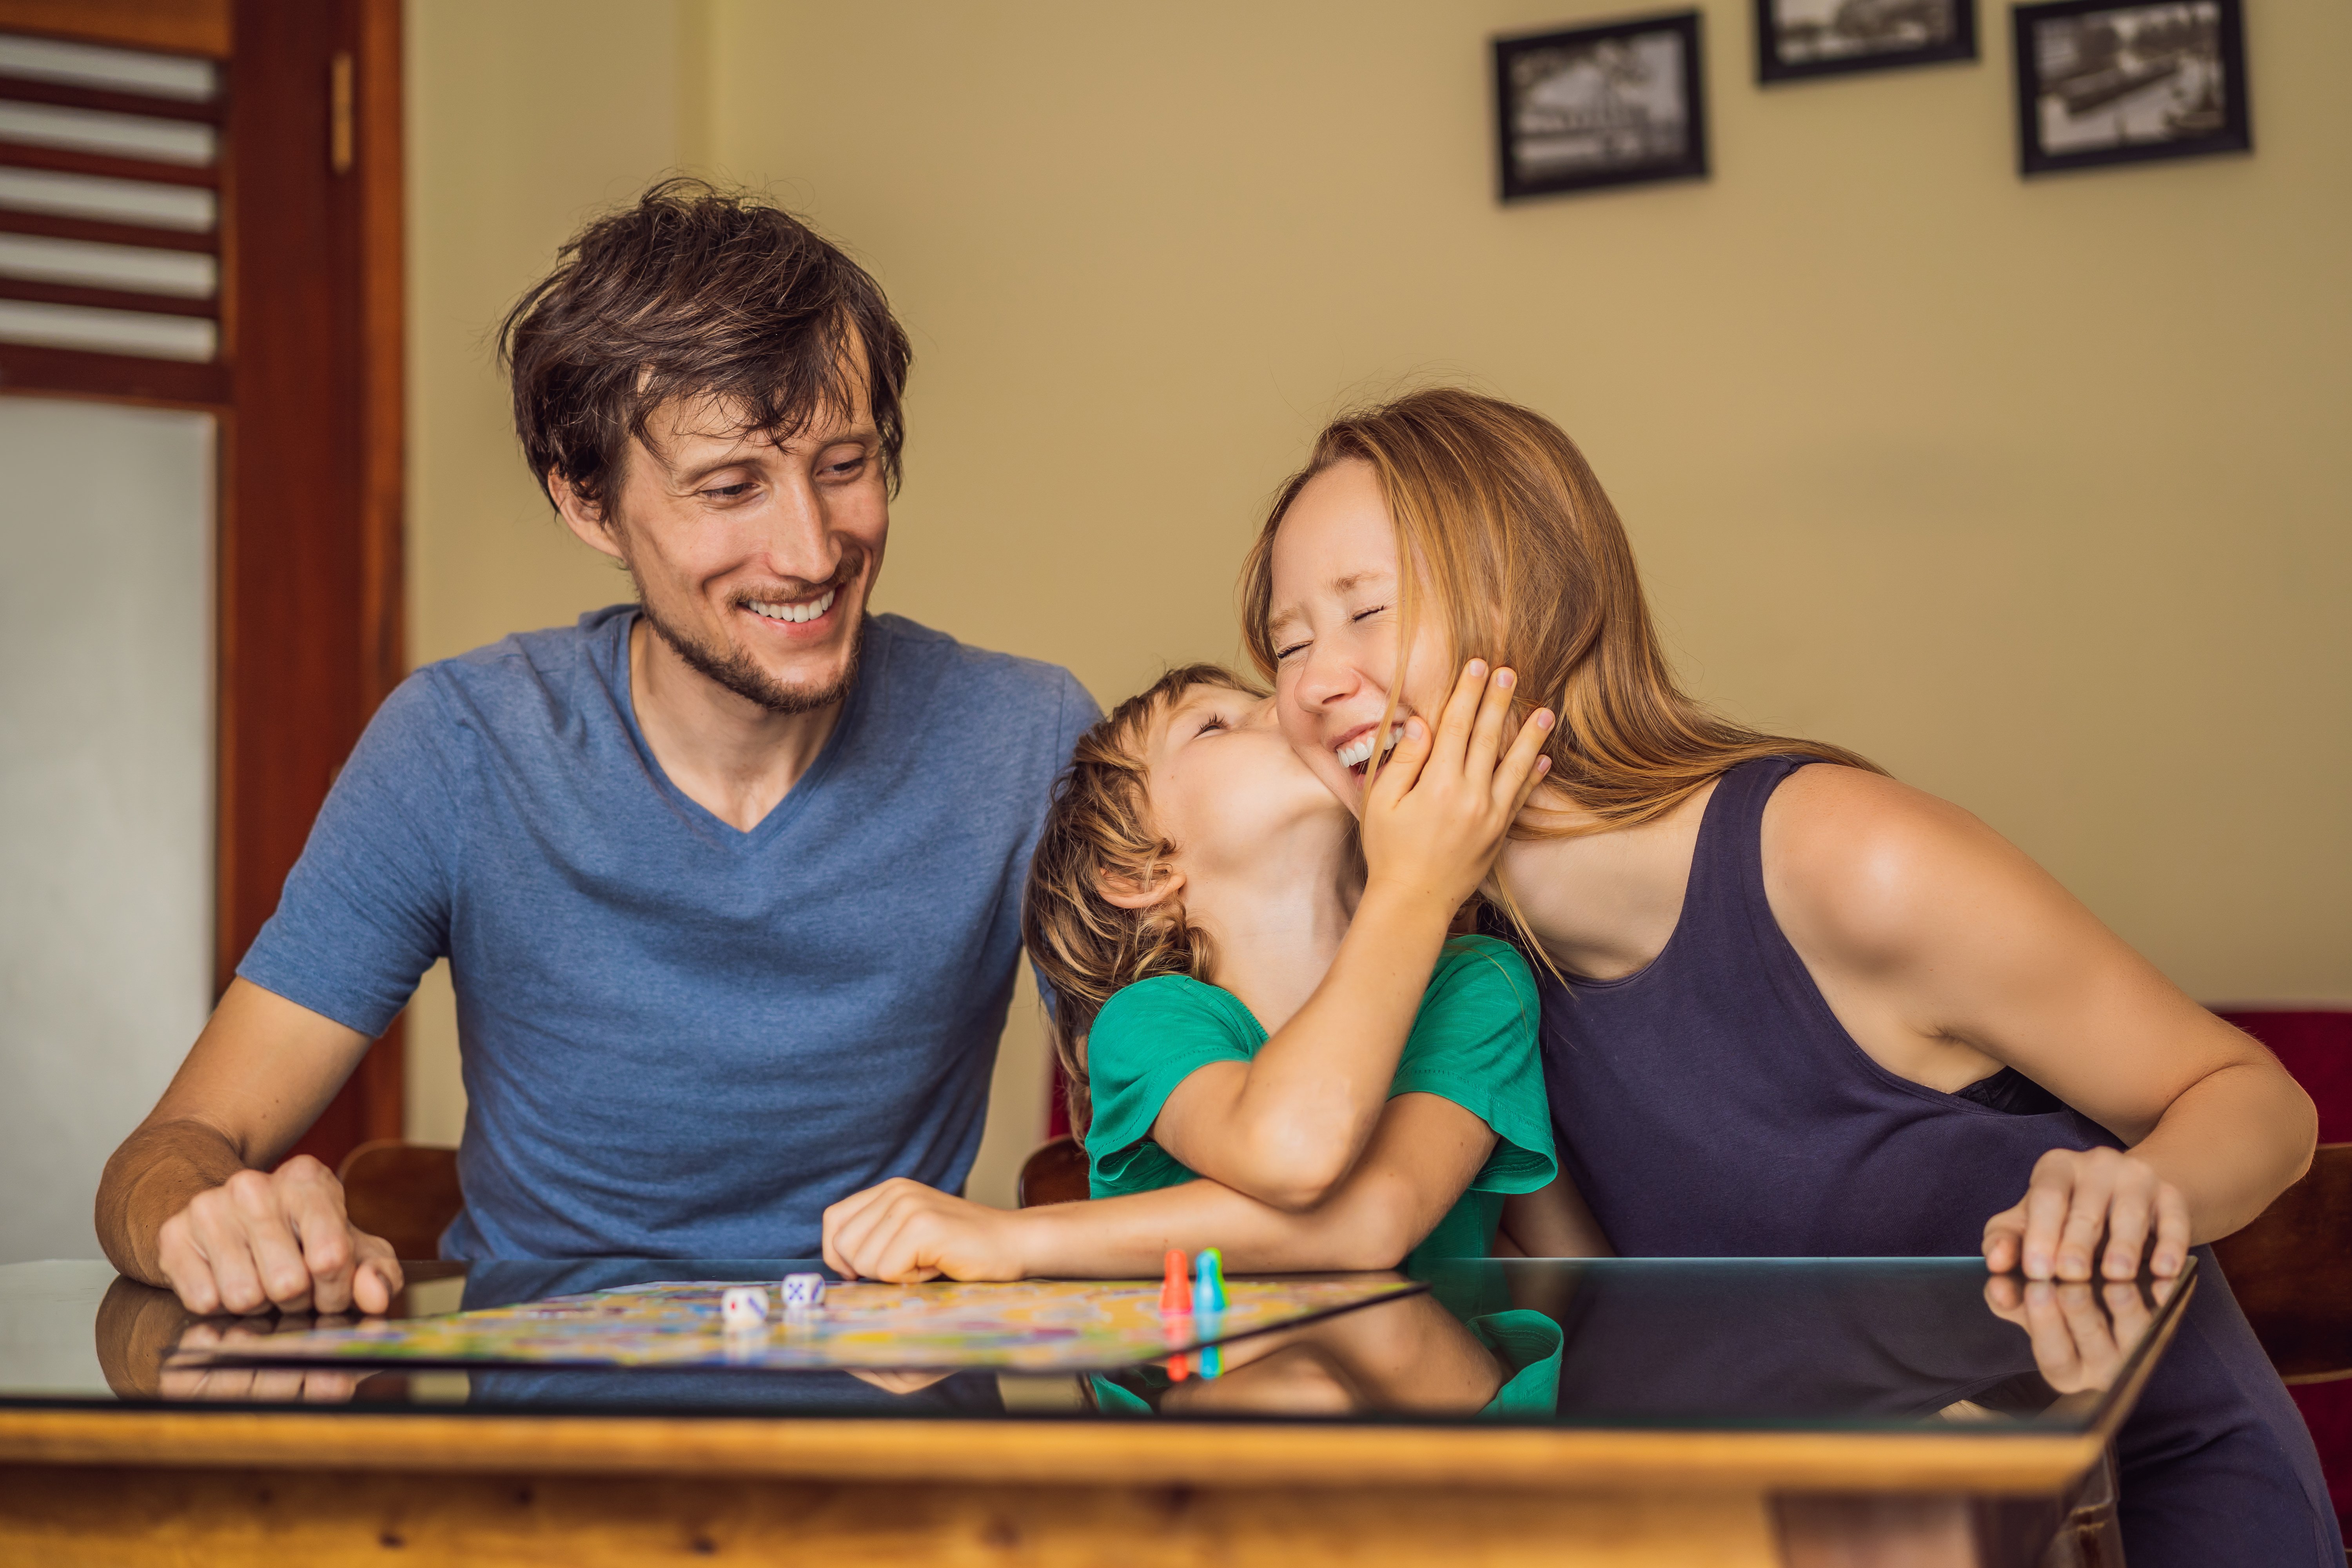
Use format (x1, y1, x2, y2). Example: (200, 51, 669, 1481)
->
(156, 1155, 403, 1316)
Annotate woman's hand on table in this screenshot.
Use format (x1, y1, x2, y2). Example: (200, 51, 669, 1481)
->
(1984, 1272, 2178, 1397)
(155, 1155, 403, 1316)
(1982, 1145, 2190, 1283)
(822, 1178, 1032, 1284)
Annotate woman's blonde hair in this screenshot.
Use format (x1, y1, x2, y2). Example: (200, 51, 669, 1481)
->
(1022, 664, 1263, 1134)
(1240, 387, 1880, 835)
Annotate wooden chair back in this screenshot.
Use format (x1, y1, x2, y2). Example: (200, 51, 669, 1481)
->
(1016, 1135, 1088, 1209)
(2212, 1143, 2352, 1381)
(334, 1140, 462, 1261)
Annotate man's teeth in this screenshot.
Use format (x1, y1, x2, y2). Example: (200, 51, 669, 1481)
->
(748, 588, 837, 624)
(1336, 729, 1404, 769)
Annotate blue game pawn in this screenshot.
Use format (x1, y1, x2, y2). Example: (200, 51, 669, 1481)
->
(1191, 1247, 1226, 1317)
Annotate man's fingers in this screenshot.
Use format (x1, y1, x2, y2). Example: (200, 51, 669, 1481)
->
(188, 1199, 269, 1316)
(284, 1175, 357, 1313)
(226, 1169, 315, 1310)
(351, 1246, 402, 1316)
(156, 1216, 224, 1316)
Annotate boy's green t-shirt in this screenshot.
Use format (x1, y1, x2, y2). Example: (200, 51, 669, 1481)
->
(1082, 935, 1557, 1269)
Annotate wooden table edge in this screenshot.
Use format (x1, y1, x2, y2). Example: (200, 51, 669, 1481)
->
(0, 1406, 2108, 1495)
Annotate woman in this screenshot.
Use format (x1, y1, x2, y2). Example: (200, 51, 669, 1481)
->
(1240, 387, 2336, 1566)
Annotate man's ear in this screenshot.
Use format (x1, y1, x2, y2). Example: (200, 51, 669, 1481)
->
(1097, 866, 1185, 911)
(548, 471, 626, 563)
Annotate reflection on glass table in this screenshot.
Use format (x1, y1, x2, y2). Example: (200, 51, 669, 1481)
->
(25, 1255, 2191, 1432)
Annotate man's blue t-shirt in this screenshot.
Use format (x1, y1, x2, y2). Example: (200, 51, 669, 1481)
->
(239, 607, 1097, 1259)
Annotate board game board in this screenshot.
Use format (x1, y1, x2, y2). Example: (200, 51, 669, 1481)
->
(167, 1276, 1425, 1374)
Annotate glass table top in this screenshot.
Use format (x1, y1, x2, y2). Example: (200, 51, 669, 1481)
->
(0, 1254, 2191, 1432)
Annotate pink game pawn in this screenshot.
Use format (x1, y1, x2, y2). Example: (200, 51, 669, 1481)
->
(1159, 1249, 1190, 1315)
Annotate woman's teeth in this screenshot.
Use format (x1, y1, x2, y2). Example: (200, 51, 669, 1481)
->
(748, 588, 837, 624)
(1336, 728, 1403, 771)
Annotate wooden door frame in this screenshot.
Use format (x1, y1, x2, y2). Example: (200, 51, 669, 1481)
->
(0, 0, 407, 1162)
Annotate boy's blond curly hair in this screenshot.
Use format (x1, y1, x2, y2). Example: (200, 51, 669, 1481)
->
(1021, 665, 1262, 1135)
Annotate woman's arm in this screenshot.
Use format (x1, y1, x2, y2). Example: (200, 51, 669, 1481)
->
(1152, 664, 1553, 1211)
(1764, 766, 2317, 1281)
(824, 1093, 1496, 1283)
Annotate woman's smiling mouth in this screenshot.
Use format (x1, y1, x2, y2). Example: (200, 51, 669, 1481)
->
(1332, 721, 1405, 777)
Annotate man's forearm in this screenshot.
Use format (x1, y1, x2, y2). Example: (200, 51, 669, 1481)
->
(96, 1119, 249, 1284)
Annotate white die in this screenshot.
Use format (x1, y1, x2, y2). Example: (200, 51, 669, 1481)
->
(720, 1286, 769, 1330)
(779, 1272, 827, 1310)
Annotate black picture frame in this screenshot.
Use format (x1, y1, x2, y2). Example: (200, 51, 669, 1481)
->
(2013, 0, 2250, 176)
(1755, 0, 1978, 84)
(1494, 12, 1709, 202)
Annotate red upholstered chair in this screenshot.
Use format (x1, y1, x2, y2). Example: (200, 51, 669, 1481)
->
(1016, 1059, 1091, 1209)
(2210, 1009, 2352, 1544)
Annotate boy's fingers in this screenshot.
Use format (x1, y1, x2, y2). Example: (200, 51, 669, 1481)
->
(1494, 708, 1555, 815)
(1365, 715, 1430, 805)
(1464, 666, 1516, 779)
(1431, 659, 1488, 766)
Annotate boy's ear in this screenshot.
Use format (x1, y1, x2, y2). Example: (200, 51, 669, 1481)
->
(1097, 866, 1185, 911)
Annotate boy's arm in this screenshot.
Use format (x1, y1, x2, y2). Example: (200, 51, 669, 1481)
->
(826, 1093, 1497, 1283)
(1498, 1175, 1614, 1259)
(1153, 663, 1554, 1211)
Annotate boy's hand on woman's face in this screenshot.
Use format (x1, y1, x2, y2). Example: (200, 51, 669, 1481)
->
(1359, 659, 1553, 913)
(821, 1178, 1029, 1284)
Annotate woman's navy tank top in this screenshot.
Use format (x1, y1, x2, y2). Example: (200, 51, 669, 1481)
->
(1519, 756, 2338, 1567)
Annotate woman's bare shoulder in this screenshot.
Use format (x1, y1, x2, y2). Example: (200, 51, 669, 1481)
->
(1758, 763, 2063, 967)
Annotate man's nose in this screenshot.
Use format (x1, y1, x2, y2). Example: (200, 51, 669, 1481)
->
(751, 476, 841, 586)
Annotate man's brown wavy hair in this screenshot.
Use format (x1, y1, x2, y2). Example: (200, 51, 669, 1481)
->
(498, 177, 912, 509)
(1022, 664, 1263, 1135)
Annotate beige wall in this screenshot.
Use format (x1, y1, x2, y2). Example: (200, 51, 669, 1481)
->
(403, 2, 2352, 1192)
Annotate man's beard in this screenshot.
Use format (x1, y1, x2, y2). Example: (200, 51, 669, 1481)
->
(637, 566, 864, 716)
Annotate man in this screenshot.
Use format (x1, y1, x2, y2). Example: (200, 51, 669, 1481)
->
(96, 180, 1097, 1315)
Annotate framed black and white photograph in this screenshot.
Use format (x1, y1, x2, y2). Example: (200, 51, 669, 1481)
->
(1756, 0, 1976, 83)
(2013, 0, 2249, 176)
(1494, 13, 1708, 202)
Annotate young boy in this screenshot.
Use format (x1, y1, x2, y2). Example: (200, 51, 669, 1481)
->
(821, 661, 1607, 1281)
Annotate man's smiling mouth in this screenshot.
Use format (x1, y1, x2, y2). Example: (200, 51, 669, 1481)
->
(746, 587, 837, 625)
